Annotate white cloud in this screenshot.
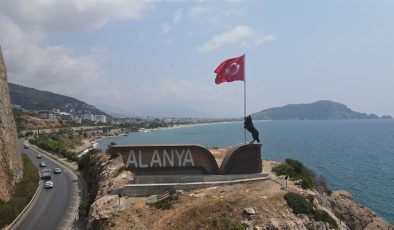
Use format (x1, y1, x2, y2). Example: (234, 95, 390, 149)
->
(173, 8, 183, 24)
(256, 34, 276, 46)
(0, 1, 154, 106)
(0, 18, 122, 106)
(160, 22, 171, 35)
(188, 6, 210, 18)
(0, 0, 153, 32)
(197, 25, 275, 52)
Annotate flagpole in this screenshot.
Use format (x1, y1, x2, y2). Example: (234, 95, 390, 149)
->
(243, 53, 246, 143)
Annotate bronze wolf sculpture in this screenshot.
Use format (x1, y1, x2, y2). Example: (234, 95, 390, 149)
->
(244, 115, 260, 144)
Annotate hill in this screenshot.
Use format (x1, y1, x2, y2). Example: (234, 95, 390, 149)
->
(9, 83, 107, 115)
(252, 100, 391, 120)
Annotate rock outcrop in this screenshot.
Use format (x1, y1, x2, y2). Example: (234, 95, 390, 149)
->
(316, 190, 392, 230)
(82, 153, 132, 229)
(0, 46, 23, 201)
(83, 154, 393, 230)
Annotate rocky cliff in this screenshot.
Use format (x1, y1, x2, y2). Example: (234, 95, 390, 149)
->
(0, 47, 23, 201)
(84, 156, 393, 230)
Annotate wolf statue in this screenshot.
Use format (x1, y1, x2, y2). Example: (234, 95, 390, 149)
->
(244, 115, 260, 144)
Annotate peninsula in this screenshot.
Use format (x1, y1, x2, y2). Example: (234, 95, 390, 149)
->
(252, 100, 392, 120)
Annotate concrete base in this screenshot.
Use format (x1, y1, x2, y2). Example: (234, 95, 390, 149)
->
(117, 173, 271, 197)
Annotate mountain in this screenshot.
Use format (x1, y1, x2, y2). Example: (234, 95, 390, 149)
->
(251, 100, 389, 120)
(8, 83, 107, 115)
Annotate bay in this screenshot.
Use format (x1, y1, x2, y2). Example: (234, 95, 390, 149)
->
(97, 119, 394, 224)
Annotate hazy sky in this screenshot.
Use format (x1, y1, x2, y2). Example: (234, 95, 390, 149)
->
(0, 0, 393, 117)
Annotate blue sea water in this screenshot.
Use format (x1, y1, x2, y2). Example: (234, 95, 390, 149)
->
(98, 120, 394, 224)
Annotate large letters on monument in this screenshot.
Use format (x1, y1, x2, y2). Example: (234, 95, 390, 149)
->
(110, 143, 262, 175)
(126, 149, 195, 168)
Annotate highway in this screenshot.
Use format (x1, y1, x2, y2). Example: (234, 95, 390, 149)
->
(13, 139, 80, 230)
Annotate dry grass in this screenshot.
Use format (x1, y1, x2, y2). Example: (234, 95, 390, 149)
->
(108, 178, 292, 230)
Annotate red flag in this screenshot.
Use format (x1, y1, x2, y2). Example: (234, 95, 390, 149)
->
(214, 55, 244, 84)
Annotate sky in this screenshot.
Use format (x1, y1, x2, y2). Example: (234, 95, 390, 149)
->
(0, 0, 393, 118)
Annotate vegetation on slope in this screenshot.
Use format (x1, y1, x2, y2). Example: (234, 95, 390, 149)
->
(9, 82, 106, 115)
(284, 192, 338, 229)
(0, 154, 39, 228)
(29, 129, 82, 161)
(78, 148, 102, 219)
(272, 159, 316, 189)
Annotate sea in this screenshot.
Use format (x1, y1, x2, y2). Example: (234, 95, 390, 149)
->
(97, 120, 394, 224)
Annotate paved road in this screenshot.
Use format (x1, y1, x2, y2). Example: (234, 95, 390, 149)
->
(13, 139, 79, 230)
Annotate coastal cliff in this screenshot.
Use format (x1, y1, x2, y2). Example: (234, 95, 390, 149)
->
(82, 151, 393, 230)
(0, 47, 23, 201)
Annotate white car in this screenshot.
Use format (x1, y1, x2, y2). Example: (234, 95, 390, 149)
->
(53, 168, 62, 174)
(45, 181, 54, 189)
(39, 161, 46, 167)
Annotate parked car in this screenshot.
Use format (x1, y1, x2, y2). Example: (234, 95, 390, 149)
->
(53, 168, 62, 174)
(45, 181, 54, 189)
(39, 161, 46, 167)
(37, 154, 42, 159)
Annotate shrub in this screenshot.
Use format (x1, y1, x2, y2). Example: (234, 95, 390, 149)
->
(151, 194, 179, 210)
(300, 175, 315, 190)
(284, 192, 314, 215)
(273, 159, 317, 189)
(284, 192, 338, 229)
(313, 209, 338, 229)
(29, 134, 77, 161)
(272, 162, 294, 176)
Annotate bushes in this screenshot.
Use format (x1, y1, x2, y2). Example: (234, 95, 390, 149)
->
(77, 148, 102, 219)
(284, 192, 338, 229)
(273, 159, 333, 193)
(150, 194, 179, 210)
(284, 192, 314, 215)
(29, 134, 76, 161)
(0, 154, 39, 228)
(272, 162, 294, 176)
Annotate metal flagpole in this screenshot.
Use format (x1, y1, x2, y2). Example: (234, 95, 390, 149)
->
(244, 53, 246, 143)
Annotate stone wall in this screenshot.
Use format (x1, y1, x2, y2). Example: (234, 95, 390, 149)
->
(0, 46, 23, 201)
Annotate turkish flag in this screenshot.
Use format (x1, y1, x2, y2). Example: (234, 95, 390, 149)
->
(214, 55, 245, 84)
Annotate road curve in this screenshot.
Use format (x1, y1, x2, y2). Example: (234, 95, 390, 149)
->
(12, 139, 80, 230)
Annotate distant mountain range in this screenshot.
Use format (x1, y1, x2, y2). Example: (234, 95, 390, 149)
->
(9, 83, 107, 115)
(252, 100, 392, 120)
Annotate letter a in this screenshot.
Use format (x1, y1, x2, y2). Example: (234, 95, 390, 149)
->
(126, 150, 138, 168)
(150, 150, 162, 167)
(183, 149, 195, 167)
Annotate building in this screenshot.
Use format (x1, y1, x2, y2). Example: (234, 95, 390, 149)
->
(83, 114, 94, 121)
(95, 115, 107, 123)
(73, 116, 82, 124)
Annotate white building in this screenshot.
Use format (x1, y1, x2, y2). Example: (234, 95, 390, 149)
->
(94, 115, 107, 123)
(83, 114, 94, 121)
(73, 116, 82, 124)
